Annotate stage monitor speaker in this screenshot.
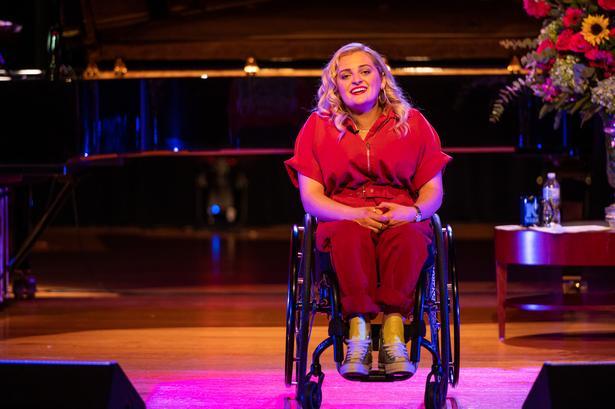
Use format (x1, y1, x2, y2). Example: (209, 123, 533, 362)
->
(523, 361, 615, 409)
(0, 360, 145, 409)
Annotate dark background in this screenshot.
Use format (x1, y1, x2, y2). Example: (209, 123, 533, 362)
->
(0, 0, 611, 228)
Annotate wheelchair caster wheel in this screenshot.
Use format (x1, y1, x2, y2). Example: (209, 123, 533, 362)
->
(424, 380, 446, 409)
(13, 275, 37, 300)
(301, 381, 322, 409)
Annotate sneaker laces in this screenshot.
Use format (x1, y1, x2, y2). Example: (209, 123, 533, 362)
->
(345, 339, 371, 362)
(382, 342, 410, 362)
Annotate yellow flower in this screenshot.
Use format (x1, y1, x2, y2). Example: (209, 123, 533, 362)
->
(581, 14, 610, 46)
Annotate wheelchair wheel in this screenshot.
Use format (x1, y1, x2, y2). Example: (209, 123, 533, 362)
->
(301, 381, 322, 409)
(445, 224, 461, 387)
(295, 215, 316, 399)
(426, 214, 451, 407)
(285, 224, 302, 386)
(424, 376, 447, 409)
(12, 274, 37, 300)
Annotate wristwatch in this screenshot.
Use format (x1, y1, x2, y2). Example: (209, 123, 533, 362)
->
(412, 205, 422, 222)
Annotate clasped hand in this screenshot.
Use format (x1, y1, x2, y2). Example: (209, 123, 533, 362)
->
(353, 202, 416, 233)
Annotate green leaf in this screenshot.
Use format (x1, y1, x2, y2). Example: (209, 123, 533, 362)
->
(489, 78, 530, 123)
(582, 66, 595, 79)
(581, 108, 593, 123)
(539, 104, 554, 119)
(580, 111, 592, 126)
(553, 111, 563, 130)
(580, 104, 602, 126)
(554, 98, 569, 110)
(569, 96, 590, 114)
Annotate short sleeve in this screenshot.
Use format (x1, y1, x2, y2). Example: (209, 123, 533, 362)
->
(410, 110, 452, 191)
(284, 113, 325, 188)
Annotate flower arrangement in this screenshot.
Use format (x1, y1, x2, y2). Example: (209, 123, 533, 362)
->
(491, 0, 615, 127)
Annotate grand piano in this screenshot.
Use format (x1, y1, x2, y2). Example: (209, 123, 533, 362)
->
(0, 74, 317, 300)
(0, 70, 561, 302)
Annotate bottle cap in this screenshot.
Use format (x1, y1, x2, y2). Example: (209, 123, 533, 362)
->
(547, 172, 556, 179)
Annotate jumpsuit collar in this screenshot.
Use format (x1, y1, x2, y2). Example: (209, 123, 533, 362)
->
(344, 108, 396, 140)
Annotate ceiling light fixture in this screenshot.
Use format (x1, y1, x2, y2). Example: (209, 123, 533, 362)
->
(113, 58, 127, 78)
(507, 56, 522, 73)
(244, 57, 259, 76)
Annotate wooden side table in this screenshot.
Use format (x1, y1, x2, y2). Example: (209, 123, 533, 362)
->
(494, 226, 615, 340)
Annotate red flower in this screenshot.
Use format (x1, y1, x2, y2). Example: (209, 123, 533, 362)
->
(586, 49, 615, 64)
(569, 33, 593, 53)
(584, 46, 599, 59)
(586, 48, 615, 73)
(563, 8, 583, 27)
(555, 29, 574, 51)
(523, 0, 551, 18)
(537, 38, 555, 54)
(597, 0, 615, 11)
(586, 48, 613, 62)
(590, 60, 614, 73)
(536, 39, 556, 69)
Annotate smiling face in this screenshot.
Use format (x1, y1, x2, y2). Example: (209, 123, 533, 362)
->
(335, 51, 385, 115)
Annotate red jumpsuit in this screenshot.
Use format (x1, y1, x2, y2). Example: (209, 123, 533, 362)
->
(285, 108, 451, 318)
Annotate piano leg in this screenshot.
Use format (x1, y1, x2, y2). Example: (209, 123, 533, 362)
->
(8, 178, 75, 300)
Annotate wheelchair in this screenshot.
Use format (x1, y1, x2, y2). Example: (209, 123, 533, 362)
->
(284, 214, 460, 409)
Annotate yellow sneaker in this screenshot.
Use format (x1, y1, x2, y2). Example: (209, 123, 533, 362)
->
(340, 339, 372, 377)
(378, 340, 416, 376)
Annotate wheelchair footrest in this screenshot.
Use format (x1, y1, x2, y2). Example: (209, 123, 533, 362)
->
(341, 369, 415, 383)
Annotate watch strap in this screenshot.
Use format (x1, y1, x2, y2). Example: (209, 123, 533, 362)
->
(413, 205, 422, 222)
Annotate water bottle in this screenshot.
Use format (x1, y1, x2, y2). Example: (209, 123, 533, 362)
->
(542, 172, 561, 226)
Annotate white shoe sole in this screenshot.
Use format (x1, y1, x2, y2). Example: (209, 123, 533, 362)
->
(378, 361, 417, 375)
(340, 362, 371, 377)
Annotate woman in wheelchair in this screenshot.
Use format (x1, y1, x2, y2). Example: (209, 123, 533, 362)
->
(285, 42, 452, 378)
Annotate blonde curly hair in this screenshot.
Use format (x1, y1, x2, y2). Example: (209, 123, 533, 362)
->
(315, 42, 411, 136)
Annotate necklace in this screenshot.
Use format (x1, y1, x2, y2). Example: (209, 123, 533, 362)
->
(353, 107, 382, 134)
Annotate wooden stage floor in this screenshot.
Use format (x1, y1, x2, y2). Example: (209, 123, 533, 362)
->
(1, 283, 614, 408)
(1, 227, 614, 408)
